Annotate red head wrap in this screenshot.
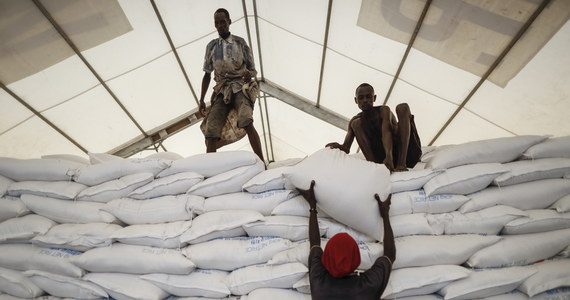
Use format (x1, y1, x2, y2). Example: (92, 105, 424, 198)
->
(322, 233, 361, 278)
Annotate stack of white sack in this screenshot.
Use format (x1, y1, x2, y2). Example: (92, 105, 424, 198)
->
(0, 135, 567, 299)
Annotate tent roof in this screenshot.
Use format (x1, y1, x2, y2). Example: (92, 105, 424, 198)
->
(1, 0, 569, 162)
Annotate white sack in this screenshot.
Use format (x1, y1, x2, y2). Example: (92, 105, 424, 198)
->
(550, 193, 570, 213)
(521, 135, 570, 159)
(76, 172, 154, 203)
(71, 243, 195, 275)
(187, 160, 265, 197)
(187, 227, 247, 245)
(141, 270, 230, 298)
(24, 270, 107, 300)
(102, 194, 200, 225)
(242, 166, 292, 193)
(0, 175, 14, 197)
(493, 158, 570, 186)
(382, 265, 471, 299)
(111, 220, 192, 249)
(223, 262, 308, 295)
(438, 266, 537, 300)
(271, 195, 329, 218)
(72, 158, 170, 186)
(391, 169, 442, 193)
(530, 287, 570, 300)
(31, 223, 122, 251)
(21, 194, 118, 224)
(518, 259, 570, 297)
(145, 151, 184, 161)
(467, 228, 570, 268)
(184, 236, 292, 271)
(391, 190, 469, 216)
(179, 210, 264, 244)
(293, 274, 310, 294)
(502, 209, 570, 234)
(7, 180, 87, 200)
(460, 179, 570, 213)
(318, 218, 376, 242)
(83, 272, 169, 300)
(394, 234, 502, 269)
(391, 213, 443, 237)
(243, 288, 311, 300)
(42, 154, 89, 165)
(0, 214, 56, 243)
(425, 135, 547, 170)
(203, 189, 295, 216)
(242, 215, 326, 242)
(478, 290, 529, 300)
(428, 205, 526, 235)
(88, 152, 123, 164)
(157, 151, 260, 178)
(0, 267, 44, 299)
(0, 197, 29, 222)
(268, 239, 383, 271)
(283, 148, 390, 241)
(423, 163, 507, 196)
(0, 157, 81, 182)
(128, 171, 203, 199)
(0, 244, 83, 278)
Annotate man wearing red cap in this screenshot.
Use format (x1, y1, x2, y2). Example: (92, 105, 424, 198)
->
(297, 180, 395, 299)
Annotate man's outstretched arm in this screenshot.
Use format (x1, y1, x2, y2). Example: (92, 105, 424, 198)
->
(297, 180, 320, 248)
(375, 193, 396, 263)
(326, 120, 355, 154)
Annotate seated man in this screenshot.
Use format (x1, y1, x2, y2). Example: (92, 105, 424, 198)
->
(297, 180, 395, 300)
(327, 83, 421, 172)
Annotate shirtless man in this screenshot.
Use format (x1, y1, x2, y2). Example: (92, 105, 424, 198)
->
(326, 83, 421, 172)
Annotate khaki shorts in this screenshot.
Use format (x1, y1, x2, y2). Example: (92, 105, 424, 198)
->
(204, 92, 254, 139)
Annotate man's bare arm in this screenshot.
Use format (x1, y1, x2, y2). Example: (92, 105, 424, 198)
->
(375, 193, 396, 263)
(199, 72, 211, 115)
(326, 121, 355, 154)
(297, 180, 320, 248)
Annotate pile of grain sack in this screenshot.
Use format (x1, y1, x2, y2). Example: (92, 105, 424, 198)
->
(0, 135, 569, 300)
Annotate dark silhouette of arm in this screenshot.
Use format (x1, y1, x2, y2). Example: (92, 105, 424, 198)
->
(297, 180, 320, 248)
(375, 193, 395, 263)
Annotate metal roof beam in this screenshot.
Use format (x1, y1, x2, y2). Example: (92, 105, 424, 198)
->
(260, 80, 348, 130)
(110, 110, 202, 158)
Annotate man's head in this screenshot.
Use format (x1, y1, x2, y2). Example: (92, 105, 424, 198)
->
(214, 8, 231, 39)
(355, 83, 376, 111)
(322, 233, 361, 278)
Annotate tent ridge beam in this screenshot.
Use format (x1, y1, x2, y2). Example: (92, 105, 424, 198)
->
(110, 111, 202, 157)
(429, 0, 553, 145)
(259, 80, 348, 130)
(383, 0, 432, 105)
(32, 0, 148, 137)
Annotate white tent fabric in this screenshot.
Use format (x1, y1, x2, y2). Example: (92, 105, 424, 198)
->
(1, 0, 569, 162)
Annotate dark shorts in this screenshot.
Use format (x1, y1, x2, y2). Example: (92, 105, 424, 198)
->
(204, 92, 254, 139)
